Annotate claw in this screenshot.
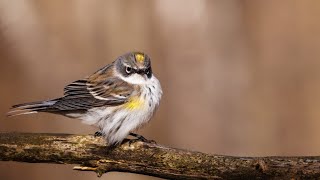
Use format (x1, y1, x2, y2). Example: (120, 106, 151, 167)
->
(94, 131, 103, 137)
(129, 133, 156, 144)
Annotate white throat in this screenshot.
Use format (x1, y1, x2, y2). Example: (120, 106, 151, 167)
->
(120, 73, 150, 85)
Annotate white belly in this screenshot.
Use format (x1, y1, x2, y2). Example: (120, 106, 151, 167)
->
(79, 76, 162, 145)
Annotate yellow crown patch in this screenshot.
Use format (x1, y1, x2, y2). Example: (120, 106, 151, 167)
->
(135, 53, 145, 63)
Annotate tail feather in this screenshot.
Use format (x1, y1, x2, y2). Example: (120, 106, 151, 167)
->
(7, 100, 57, 117)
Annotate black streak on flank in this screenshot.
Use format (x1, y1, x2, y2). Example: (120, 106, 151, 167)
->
(114, 117, 126, 135)
(149, 98, 153, 107)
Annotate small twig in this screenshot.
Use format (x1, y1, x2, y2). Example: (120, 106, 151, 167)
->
(0, 133, 320, 179)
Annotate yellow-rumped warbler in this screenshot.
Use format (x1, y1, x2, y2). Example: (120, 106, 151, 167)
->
(8, 52, 162, 145)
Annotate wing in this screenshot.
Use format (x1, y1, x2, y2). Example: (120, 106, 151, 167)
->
(52, 73, 134, 111)
(64, 77, 133, 101)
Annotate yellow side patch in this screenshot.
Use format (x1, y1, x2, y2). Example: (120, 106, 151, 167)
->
(125, 97, 144, 110)
(135, 53, 145, 63)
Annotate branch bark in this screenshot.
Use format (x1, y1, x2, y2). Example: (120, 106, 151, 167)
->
(0, 133, 320, 179)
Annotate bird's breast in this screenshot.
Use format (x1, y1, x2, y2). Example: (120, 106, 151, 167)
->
(124, 96, 145, 110)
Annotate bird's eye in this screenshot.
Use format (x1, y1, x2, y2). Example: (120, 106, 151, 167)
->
(125, 67, 132, 74)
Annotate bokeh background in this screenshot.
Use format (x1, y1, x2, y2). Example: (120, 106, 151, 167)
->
(1, 0, 320, 179)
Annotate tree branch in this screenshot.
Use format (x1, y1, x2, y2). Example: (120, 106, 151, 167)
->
(0, 133, 320, 179)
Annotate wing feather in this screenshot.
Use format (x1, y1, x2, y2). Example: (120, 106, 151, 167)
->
(56, 69, 134, 111)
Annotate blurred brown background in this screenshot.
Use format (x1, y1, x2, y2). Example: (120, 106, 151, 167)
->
(1, 0, 320, 179)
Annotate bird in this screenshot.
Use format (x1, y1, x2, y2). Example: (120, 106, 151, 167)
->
(7, 52, 162, 145)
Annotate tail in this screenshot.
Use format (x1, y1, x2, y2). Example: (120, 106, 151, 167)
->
(7, 100, 57, 117)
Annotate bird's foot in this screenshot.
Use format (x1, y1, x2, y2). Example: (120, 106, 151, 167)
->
(129, 132, 156, 144)
(94, 131, 103, 137)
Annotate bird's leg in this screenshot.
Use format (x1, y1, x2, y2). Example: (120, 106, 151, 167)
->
(129, 132, 156, 144)
(94, 131, 103, 137)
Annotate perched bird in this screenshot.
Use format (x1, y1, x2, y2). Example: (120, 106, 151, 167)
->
(8, 52, 162, 145)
